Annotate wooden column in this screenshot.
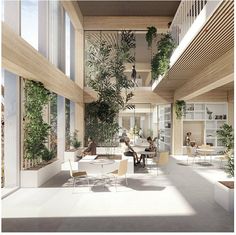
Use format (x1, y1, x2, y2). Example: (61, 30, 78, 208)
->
(75, 29, 85, 146)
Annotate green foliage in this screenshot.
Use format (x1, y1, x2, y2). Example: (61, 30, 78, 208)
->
(70, 130, 81, 149)
(151, 33, 175, 79)
(50, 93, 57, 155)
(24, 80, 53, 161)
(174, 100, 186, 119)
(41, 148, 54, 162)
(145, 26, 157, 48)
(217, 124, 234, 177)
(86, 31, 136, 145)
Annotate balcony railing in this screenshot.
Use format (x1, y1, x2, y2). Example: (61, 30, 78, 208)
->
(170, 0, 208, 46)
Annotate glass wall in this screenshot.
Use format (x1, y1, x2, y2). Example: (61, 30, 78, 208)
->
(118, 103, 158, 145)
(21, 0, 38, 50)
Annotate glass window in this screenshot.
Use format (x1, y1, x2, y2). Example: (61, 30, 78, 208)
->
(21, 0, 38, 50)
(65, 12, 71, 77)
(1, 0, 4, 21)
(1, 69, 20, 195)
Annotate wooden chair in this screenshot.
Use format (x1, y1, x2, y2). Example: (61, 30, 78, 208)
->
(153, 151, 169, 175)
(108, 159, 128, 191)
(68, 160, 89, 190)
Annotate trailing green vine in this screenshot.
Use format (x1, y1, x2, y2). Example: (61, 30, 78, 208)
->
(151, 33, 175, 79)
(145, 26, 157, 48)
(24, 80, 54, 162)
(174, 100, 186, 119)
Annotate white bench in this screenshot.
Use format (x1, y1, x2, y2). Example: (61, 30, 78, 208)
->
(61, 150, 134, 174)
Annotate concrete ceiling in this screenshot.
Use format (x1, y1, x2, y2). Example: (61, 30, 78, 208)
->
(78, 1, 180, 16)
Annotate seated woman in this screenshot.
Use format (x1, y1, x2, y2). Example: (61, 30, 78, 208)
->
(122, 137, 139, 165)
(138, 136, 157, 167)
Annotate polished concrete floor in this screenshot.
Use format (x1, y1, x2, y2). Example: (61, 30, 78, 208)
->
(1, 155, 234, 232)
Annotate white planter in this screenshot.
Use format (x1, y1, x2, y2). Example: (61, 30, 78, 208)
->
(21, 159, 61, 187)
(214, 181, 234, 213)
(64, 148, 83, 162)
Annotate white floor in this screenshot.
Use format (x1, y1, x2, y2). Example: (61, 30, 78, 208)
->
(1, 155, 234, 232)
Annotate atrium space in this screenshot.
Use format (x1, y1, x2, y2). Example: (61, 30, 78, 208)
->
(1, 0, 234, 233)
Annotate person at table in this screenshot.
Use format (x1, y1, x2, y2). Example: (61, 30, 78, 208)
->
(123, 137, 139, 165)
(138, 136, 157, 167)
(185, 132, 192, 146)
(82, 136, 97, 156)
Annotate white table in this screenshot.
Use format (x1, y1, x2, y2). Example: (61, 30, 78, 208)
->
(90, 159, 115, 185)
(197, 148, 215, 164)
(137, 151, 156, 167)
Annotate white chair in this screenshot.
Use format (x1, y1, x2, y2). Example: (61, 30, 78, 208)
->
(186, 146, 200, 165)
(108, 159, 128, 191)
(68, 160, 89, 190)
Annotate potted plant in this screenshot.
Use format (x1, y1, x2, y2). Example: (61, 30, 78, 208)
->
(145, 26, 157, 48)
(64, 130, 82, 162)
(214, 123, 234, 212)
(174, 100, 186, 119)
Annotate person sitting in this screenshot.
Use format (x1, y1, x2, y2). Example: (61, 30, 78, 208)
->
(82, 136, 97, 157)
(138, 136, 157, 167)
(185, 132, 192, 146)
(122, 137, 139, 165)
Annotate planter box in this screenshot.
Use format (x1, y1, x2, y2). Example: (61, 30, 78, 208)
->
(214, 181, 234, 213)
(21, 159, 61, 187)
(64, 148, 83, 162)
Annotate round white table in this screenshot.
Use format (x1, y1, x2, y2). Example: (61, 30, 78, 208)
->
(90, 159, 115, 184)
(197, 148, 215, 164)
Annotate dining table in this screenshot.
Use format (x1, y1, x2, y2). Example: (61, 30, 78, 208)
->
(89, 159, 115, 185)
(136, 151, 156, 167)
(196, 148, 215, 164)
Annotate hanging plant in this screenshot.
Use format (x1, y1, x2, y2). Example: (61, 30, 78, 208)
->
(174, 100, 186, 119)
(217, 124, 234, 177)
(145, 26, 157, 48)
(151, 33, 175, 79)
(24, 80, 54, 162)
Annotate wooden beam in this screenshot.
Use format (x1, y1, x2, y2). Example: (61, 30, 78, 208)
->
(174, 49, 234, 101)
(144, 72, 152, 86)
(2, 22, 83, 103)
(189, 90, 228, 102)
(84, 87, 173, 104)
(227, 89, 234, 103)
(84, 16, 172, 31)
(60, 1, 83, 30)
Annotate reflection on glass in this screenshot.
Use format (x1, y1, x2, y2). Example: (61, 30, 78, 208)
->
(119, 103, 158, 145)
(21, 0, 38, 50)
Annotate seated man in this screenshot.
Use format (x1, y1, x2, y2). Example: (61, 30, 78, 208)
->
(82, 136, 97, 156)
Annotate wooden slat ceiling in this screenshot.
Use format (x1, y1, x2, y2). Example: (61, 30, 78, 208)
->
(155, 0, 234, 92)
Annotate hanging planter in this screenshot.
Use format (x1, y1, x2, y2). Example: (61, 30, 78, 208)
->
(174, 100, 186, 119)
(145, 26, 157, 48)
